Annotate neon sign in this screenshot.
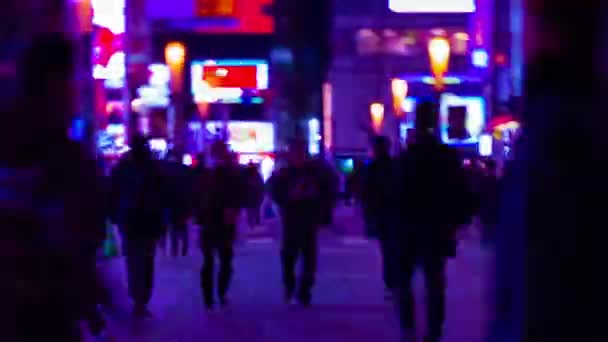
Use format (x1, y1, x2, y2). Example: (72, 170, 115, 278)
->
(389, 0, 475, 13)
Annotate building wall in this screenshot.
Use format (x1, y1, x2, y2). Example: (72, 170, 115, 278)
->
(328, 0, 474, 155)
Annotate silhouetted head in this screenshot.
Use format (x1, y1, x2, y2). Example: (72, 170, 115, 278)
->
(20, 34, 75, 135)
(210, 141, 230, 165)
(414, 100, 438, 142)
(371, 135, 391, 159)
(287, 139, 308, 167)
(130, 135, 151, 162)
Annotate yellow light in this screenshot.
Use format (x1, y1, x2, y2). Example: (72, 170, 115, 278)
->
(370, 103, 385, 134)
(165, 42, 186, 65)
(428, 37, 451, 90)
(391, 79, 408, 118)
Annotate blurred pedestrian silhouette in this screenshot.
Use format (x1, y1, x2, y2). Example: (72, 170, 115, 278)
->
(111, 135, 168, 318)
(396, 100, 474, 342)
(163, 150, 193, 256)
(1, 34, 105, 341)
(360, 135, 400, 298)
(269, 140, 325, 306)
(244, 162, 265, 230)
(194, 141, 245, 310)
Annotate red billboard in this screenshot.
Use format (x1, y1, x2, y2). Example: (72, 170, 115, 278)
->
(194, 0, 273, 34)
(203, 65, 258, 89)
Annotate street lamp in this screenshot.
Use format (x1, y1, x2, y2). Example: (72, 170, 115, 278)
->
(391, 79, 408, 152)
(370, 102, 385, 134)
(428, 37, 451, 91)
(391, 78, 408, 118)
(164, 42, 186, 153)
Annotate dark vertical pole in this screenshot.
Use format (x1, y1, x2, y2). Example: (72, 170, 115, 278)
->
(491, 1, 600, 342)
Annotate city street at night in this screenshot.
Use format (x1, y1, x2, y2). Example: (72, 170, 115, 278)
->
(87, 217, 493, 342)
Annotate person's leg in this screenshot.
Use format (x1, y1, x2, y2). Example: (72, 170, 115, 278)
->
(281, 223, 300, 302)
(125, 239, 144, 307)
(169, 224, 179, 257)
(200, 231, 216, 309)
(217, 240, 235, 306)
(421, 255, 448, 342)
(174, 219, 189, 256)
(141, 240, 156, 307)
(396, 252, 417, 335)
(298, 227, 318, 306)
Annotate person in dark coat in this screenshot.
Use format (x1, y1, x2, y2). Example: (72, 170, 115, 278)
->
(269, 140, 325, 306)
(244, 162, 265, 230)
(479, 159, 500, 246)
(111, 135, 168, 317)
(396, 101, 474, 342)
(195, 141, 245, 309)
(164, 151, 193, 256)
(360, 136, 400, 297)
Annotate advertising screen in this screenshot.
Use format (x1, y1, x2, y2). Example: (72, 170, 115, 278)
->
(192, 60, 268, 104)
(440, 95, 486, 145)
(92, 0, 125, 88)
(146, 0, 273, 34)
(205, 121, 274, 153)
(194, 0, 273, 33)
(389, 0, 475, 13)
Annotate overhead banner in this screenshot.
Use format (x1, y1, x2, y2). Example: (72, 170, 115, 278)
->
(195, 0, 237, 17)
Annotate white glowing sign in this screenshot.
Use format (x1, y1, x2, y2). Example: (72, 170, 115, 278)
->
(389, 0, 475, 13)
(92, 0, 125, 34)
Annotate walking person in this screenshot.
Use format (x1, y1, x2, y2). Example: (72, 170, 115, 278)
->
(194, 141, 244, 310)
(164, 150, 193, 257)
(396, 101, 474, 342)
(269, 140, 325, 306)
(479, 159, 500, 247)
(360, 136, 400, 299)
(244, 162, 264, 231)
(111, 135, 168, 318)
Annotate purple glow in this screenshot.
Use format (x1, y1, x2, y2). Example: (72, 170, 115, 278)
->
(389, 0, 475, 13)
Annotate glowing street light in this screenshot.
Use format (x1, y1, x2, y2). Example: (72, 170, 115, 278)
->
(370, 102, 385, 134)
(428, 37, 451, 91)
(165, 42, 186, 65)
(391, 78, 408, 118)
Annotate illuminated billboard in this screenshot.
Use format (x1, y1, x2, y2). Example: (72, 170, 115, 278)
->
(91, 0, 125, 87)
(205, 121, 275, 153)
(146, 0, 273, 34)
(388, 0, 475, 13)
(440, 94, 486, 145)
(191, 59, 268, 104)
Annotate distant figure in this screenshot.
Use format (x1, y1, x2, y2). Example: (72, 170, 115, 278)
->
(361, 136, 399, 298)
(195, 141, 245, 310)
(397, 101, 474, 342)
(164, 150, 193, 257)
(111, 135, 168, 318)
(479, 159, 500, 246)
(244, 162, 265, 230)
(269, 140, 324, 306)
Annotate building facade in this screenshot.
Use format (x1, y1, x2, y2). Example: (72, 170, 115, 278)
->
(328, 0, 499, 157)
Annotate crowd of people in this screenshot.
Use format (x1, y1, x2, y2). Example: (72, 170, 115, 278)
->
(1, 34, 501, 342)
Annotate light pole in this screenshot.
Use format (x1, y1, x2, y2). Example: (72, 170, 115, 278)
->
(165, 41, 186, 153)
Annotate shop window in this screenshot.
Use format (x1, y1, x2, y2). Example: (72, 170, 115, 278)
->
(355, 29, 381, 55)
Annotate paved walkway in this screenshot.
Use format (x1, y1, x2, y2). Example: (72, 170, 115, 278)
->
(89, 217, 493, 342)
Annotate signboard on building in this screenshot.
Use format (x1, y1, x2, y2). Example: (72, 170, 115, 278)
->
(146, 0, 273, 33)
(389, 0, 475, 13)
(195, 0, 237, 17)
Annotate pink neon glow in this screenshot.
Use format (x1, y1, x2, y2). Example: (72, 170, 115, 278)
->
(389, 0, 475, 13)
